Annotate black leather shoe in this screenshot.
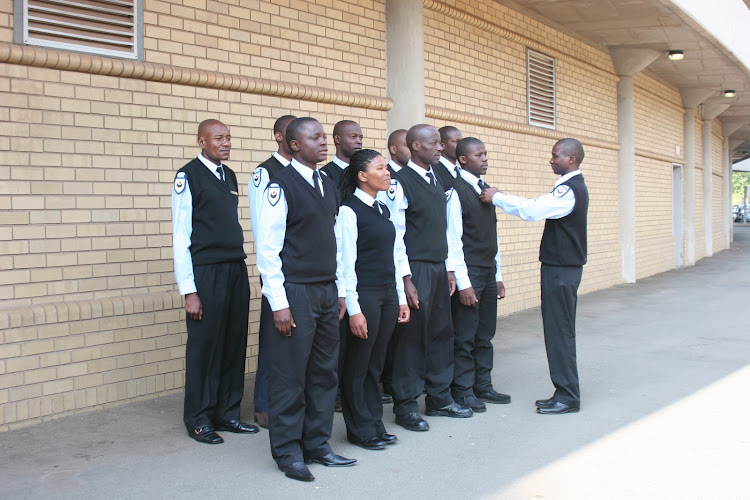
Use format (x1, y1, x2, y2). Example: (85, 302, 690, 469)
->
(254, 412, 269, 429)
(381, 393, 393, 404)
(425, 402, 473, 418)
(189, 425, 224, 444)
(379, 432, 398, 444)
(305, 451, 357, 467)
(455, 395, 486, 413)
(214, 419, 259, 434)
(279, 462, 315, 482)
(349, 435, 387, 450)
(535, 397, 555, 408)
(536, 401, 580, 414)
(476, 389, 511, 404)
(395, 412, 430, 431)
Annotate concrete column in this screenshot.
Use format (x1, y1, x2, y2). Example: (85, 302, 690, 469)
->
(385, 0, 425, 134)
(723, 137, 732, 245)
(700, 104, 730, 257)
(680, 89, 714, 266)
(610, 48, 659, 283)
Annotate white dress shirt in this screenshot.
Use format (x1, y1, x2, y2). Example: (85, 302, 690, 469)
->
(388, 160, 402, 172)
(446, 169, 504, 291)
(172, 153, 237, 296)
(331, 155, 348, 170)
(378, 160, 454, 278)
(248, 152, 290, 240)
(491, 170, 580, 221)
(256, 158, 344, 311)
(336, 188, 407, 316)
(439, 156, 460, 178)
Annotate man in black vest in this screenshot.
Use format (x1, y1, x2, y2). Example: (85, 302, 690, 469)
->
(433, 126, 463, 189)
(447, 138, 511, 413)
(248, 114, 296, 429)
(256, 117, 355, 482)
(480, 138, 589, 415)
(382, 124, 472, 432)
(321, 119, 363, 186)
(387, 128, 410, 175)
(171, 119, 258, 444)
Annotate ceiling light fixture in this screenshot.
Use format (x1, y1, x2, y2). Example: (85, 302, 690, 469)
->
(723, 90, 736, 98)
(668, 50, 684, 61)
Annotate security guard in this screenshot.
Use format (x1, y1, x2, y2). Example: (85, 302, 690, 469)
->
(171, 119, 258, 444)
(433, 126, 463, 189)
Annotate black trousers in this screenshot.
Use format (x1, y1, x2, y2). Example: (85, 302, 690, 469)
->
(340, 284, 399, 441)
(391, 261, 454, 416)
(268, 281, 339, 467)
(253, 295, 272, 413)
(451, 265, 498, 398)
(183, 261, 250, 431)
(540, 264, 583, 406)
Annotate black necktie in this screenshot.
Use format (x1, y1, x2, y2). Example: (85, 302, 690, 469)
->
(313, 170, 322, 196)
(426, 172, 436, 187)
(217, 165, 225, 182)
(455, 166, 461, 178)
(478, 178, 485, 190)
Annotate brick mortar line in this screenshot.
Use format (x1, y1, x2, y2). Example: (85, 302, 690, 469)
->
(423, 0, 618, 81)
(425, 105, 621, 151)
(0, 43, 393, 112)
(635, 148, 684, 164)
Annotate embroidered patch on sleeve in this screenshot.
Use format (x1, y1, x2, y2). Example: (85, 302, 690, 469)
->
(267, 184, 282, 206)
(252, 168, 262, 187)
(446, 188, 454, 201)
(387, 180, 398, 201)
(174, 172, 186, 194)
(553, 185, 570, 198)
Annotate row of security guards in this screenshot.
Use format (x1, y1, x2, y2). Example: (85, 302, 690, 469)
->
(171, 117, 589, 482)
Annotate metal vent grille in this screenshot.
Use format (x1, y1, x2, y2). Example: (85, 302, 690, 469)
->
(23, 0, 138, 59)
(527, 49, 556, 129)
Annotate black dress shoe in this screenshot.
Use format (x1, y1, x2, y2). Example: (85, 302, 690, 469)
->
(254, 411, 269, 429)
(536, 401, 580, 414)
(279, 462, 315, 482)
(349, 435, 387, 450)
(214, 419, 259, 434)
(378, 432, 398, 444)
(189, 425, 224, 444)
(381, 393, 393, 404)
(535, 397, 555, 408)
(476, 389, 511, 404)
(455, 395, 487, 413)
(305, 451, 357, 467)
(425, 402, 473, 418)
(395, 412, 430, 431)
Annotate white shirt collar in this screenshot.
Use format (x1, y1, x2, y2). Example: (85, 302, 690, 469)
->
(459, 169, 483, 193)
(273, 151, 291, 167)
(290, 158, 319, 185)
(439, 156, 459, 177)
(407, 160, 435, 184)
(353, 188, 376, 207)
(555, 170, 582, 187)
(332, 156, 349, 169)
(198, 152, 223, 175)
(388, 160, 402, 172)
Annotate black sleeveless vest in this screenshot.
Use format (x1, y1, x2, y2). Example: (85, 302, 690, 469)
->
(452, 177, 498, 268)
(539, 174, 588, 266)
(343, 196, 396, 287)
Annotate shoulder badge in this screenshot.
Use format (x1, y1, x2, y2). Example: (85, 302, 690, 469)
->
(174, 172, 186, 194)
(252, 167, 262, 187)
(387, 179, 398, 201)
(553, 185, 570, 198)
(446, 188, 454, 201)
(267, 183, 282, 206)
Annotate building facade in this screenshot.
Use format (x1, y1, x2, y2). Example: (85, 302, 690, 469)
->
(1, 0, 747, 430)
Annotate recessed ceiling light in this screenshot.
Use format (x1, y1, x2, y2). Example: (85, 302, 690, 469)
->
(723, 90, 736, 98)
(668, 50, 684, 61)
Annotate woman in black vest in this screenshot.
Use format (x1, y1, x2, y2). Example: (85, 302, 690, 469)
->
(336, 149, 410, 450)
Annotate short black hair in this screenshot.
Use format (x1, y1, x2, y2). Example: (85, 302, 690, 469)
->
(285, 117, 319, 148)
(455, 137, 484, 163)
(333, 119, 358, 138)
(273, 115, 297, 135)
(438, 125, 460, 143)
(555, 138, 585, 164)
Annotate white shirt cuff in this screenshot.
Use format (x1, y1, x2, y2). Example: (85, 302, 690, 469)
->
(178, 280, 197, 295)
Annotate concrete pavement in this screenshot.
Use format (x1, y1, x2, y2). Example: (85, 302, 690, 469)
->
(2, 227, 749, 499)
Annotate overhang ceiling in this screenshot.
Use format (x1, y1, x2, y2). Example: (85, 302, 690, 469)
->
(496, 0, 750, 162)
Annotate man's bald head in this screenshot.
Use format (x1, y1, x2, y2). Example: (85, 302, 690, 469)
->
(406, 124, 442, 168)
(197, 119, 230, 165)
(554, 138, 585, 165)
(198, 119, 225, 138)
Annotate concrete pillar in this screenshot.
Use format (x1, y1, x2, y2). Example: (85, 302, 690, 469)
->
(610, 48, 659, 283)
(700, 104, 730, 257)
(723, 122, 746, 245)
(680, 89, 714, 266)
(385, 0, 424, 134)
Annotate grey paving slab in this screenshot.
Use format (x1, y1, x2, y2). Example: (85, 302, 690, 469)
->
(2, 227, 749, 499)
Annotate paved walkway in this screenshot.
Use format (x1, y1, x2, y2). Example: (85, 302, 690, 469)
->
(2, 227, 749, 499)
